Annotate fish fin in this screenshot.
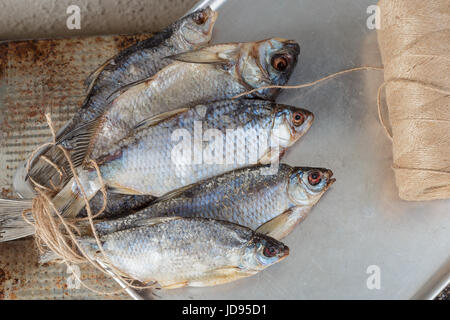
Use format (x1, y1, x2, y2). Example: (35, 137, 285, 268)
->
(107, 184, 146, 195)
(126, 216, 182, 229)
(257, 147, 285, 165)
(167, 46, 239, 65)
(0, 198, 34, 242)
(26, 146, 74, 189)
(40, 236, 98, 264)
(256, 207, 310, 240)
(28, 116, 101, 186)
(106, 76, 155, 105)
(84, 58, 113, 94)
(13, 162, 36, 198)
(52, 176, 101, 218)
(161, 281, 188, 289)
(188, 266, 253, 287)
(149, 182, 195, 204)
(56, 117, 103, 168)
(255, 209, 294, 238)
(133, 107, 190, 130)
(98, 217, 181, 236)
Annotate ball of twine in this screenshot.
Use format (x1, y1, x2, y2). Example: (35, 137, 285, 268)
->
(377, 0, 450, 201)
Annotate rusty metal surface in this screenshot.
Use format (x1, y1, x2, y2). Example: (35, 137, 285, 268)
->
(0, 33, 155, 300)
(0, 239, 129, 299)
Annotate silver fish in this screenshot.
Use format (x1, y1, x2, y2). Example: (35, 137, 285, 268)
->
(77, 192, 156, 219)
(79, 217, 289, 288)
(52, 99, 313, 219)
(0, 99, 313, 241)
(95, 164, 335, 239)
(23, 7, 218, 192)
(85, 38, 300, 160)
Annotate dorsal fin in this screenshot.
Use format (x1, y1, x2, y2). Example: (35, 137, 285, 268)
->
(124, 216, 182, 229)
(84, 57, 114, 94)
(150, 182, 197, 204)
(167, 44, 240, 65)
(106, 75, 156, 106)
(133, 107, 189, 130)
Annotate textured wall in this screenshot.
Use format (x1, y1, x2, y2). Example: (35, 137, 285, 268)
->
(0, 0, 198, 41)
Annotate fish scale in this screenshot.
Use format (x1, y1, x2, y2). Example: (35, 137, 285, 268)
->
(93, 100, 307, 197)
(88, 38, 300, 160)
(93, 163, 335, 240)
(80, 217, 289, 288)
(23, 7, 218, 191)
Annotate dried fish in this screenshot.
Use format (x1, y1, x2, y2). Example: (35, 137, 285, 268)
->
(78, 217, 289, 288)
(95, 164, 335, 239)
(21, 7, 218, 193)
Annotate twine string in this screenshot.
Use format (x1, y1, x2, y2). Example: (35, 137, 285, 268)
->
(24, 113, 156, 296)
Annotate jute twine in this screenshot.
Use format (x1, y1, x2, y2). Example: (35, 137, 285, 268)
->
(22, 1, 449, 296)
(23, 114, 156, 296)
(23, 64, 441, 294)
(25, 66, 387, 296)
(235, 1, 450, 201)
(377, 0, 450, 201)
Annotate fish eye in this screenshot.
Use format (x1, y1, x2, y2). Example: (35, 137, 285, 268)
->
(308, 171, 322, 186)
(271, 54, 290, 71)
(263, 246, 277, 257)
(292, 111, 305, 126)
(194, 12, 207, 25)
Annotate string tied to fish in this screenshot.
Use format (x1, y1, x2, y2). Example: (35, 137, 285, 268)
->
(22, 113, 157, 296)
(15, 0, 450, 297)
(22, 59, 448, 294)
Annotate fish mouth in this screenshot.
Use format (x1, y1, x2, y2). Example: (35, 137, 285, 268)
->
(283, 40, 300, 56)
(325, 170, 336, 189)
(279, 245, 290, 260)
(204, 9, 219, 36)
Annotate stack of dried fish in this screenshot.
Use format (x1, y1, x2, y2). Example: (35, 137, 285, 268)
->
(0, 7, 335, 290)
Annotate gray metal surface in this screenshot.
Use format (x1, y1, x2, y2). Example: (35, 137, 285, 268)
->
(0, 0, 448, 300)
(146, 0, 450, 300)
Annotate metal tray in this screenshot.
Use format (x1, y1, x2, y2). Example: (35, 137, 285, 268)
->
(148, 0, 449, 300)
(0, 0, 448, 300)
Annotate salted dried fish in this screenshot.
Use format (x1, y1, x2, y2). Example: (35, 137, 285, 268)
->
(22, 7, 218, 193)
(0, 99, 313, 241)
(53, 99, 313, 218)
(79, 217, 289, 288)
(85, 38, 300, 160)
(95, 164, 335, 239)
(77, 192, 156, 219)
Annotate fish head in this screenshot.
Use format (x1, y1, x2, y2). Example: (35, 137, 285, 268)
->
(179, 7, 218, 45)
(239, 38, 300, 99)
(271, 105, 314, 148)
(245, 234, 289, 270)
(287, 167, 335, 206)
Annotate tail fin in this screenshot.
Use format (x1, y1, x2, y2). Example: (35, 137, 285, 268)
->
(0, 198, 34, 242)
(26, 146, 73, 189)
(39, 236, 98, 264)
(1, 171, 100, 243)
(52, 174, 101, 219)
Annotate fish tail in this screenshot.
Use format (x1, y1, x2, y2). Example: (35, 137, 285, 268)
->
(52, 175, 101, 219)
(39, 236, 98, 264)
(26, 146, 74, 189)
(0, 198, 34, 242)
(27, 117, 101, 191)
